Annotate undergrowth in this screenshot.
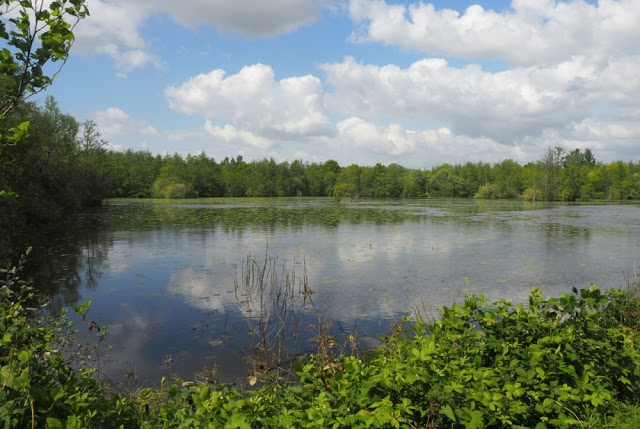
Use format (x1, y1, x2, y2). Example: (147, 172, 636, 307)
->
(2, 253, 640, 428)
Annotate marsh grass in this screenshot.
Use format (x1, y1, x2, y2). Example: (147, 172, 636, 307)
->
(233, 251, 315, 383)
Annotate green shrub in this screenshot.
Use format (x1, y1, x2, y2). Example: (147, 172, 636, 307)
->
(0, 254, 136, 428)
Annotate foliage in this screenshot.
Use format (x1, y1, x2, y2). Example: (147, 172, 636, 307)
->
(0, 252, 136, 428)
(1, 0, 90, 266)
(0, 0, 89, 117)
(109, 148, 636, 202)
(0, 97, 112, 266)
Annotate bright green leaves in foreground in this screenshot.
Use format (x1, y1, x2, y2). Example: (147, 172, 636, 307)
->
(0, 0, 89, 117)
(3, 260, 640, 428)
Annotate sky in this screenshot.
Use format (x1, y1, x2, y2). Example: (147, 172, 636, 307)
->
(34, 0, 640, 168)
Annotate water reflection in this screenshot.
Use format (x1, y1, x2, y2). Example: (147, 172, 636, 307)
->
(35, 198, 640, 384)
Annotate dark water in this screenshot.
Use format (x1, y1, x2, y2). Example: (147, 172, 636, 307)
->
(33, 198, 640, 386)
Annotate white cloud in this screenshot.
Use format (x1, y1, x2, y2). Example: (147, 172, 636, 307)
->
(202, 122, 272, 149)
(334, 117, 529, 166)
(71, 0, 336, 74)
(73, 1, 159, 75)
(147, 0, 335, 37)
(90, 107, 158, 149)
(155, 49, 640, 166)
(165, 64, 334, 141)
(348, 0, 640, 65)
(321, 55, 640, 145)
(69, 1, 640, 167)
(337, 117, 416, 155)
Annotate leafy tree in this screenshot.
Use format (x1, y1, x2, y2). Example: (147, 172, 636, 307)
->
(336, 164, 362, 200)
(106, 149, 161, 198)
(521, 162, 542, 201)
(360, 163, 387, 197)
(456, 162, 486, 197)
(0, 0, 89, 265)
(561, 149, 588, 201)
(289, 159, 308, 196)
(322, 159, 341, 195)
(77, 120, 110, 206)
(428, 164, 461, 197)
(304, 162, 327, 196)
(384, 163, 405, 198)
(186, 152, 220, 197)
(332, 181, 353, 202)
(0, 0, 89, 117)
(152, 154, 195, 198)
(221, 156, 248, 197)
(540, 146, 564, 201)
(402, 169, 425, 198)
(492, 159, 523, 198)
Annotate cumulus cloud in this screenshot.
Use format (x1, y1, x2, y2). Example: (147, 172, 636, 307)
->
(89, 107, 158, 149)
(334, 117, 529, 166)
(72, 0, 336, 74)
(73, 1, 640, 166)
(146, 0, 334, 37)
(321, 55, 640, 145)
(156, 50, 640, 165)
(73, 1, 159, 75)
(165, 64, 334, 144)
(348, 0, 640, 65)
(202, 122, 272, 149)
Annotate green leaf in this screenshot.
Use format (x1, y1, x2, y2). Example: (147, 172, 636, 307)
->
(46, 417, 64, 429)
(17, 350, 29, 362)
(441, 405, 456, 422)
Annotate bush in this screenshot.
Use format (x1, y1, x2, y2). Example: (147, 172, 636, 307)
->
(0, 254, 136, 428)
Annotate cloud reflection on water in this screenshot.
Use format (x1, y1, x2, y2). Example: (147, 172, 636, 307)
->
(47, 200, 640, 384)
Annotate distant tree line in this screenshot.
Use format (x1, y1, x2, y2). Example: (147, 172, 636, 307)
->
(103, 145, 640, 203)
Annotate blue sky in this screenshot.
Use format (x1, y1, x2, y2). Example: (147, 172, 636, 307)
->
(34, 0, 640, 168)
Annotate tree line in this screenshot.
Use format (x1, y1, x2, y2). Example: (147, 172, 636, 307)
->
(104, 145, 640, 203)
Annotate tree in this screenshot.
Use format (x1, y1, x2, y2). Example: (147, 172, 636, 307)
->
(77, 120, 110, 205)
(336, 164, 362, 200)
(492, 159, 523, 198)
(0, 0, 88, 210)
(560, 149, 587, 201)
(0, 0, 89, 117)
(540, 146, 564, 201)
(322, 159, 341, 196)
(152, 159, 195, 199)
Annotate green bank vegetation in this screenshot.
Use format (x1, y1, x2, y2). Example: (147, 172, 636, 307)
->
(92, 147, 640, 203)
(3, 252, 640, 428)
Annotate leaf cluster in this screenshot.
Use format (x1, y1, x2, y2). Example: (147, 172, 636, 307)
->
(0, 0, 88, 118)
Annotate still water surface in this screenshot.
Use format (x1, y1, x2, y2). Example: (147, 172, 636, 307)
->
(36, 198, 640, 385)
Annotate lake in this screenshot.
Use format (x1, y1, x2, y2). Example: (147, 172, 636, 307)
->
(34, 198, 640, 386)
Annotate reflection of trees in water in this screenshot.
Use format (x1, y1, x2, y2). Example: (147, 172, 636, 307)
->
(27, 209, 112, 316)
(541, 221, 591, 246)
(104, 202, 427, 235)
